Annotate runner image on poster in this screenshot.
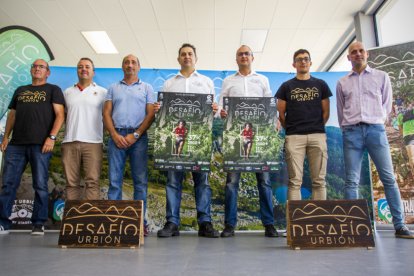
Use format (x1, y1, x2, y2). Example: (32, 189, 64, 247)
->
(240, 122, 254, 159)
(153, 92, 213, 172)
(222, 97, 282, 172)
(173, 119, 188, 158)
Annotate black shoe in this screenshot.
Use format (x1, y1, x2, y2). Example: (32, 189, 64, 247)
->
(31, 224, 44, 236)
(395, 225, 414, 239)
(157, 222, 180, 238)
(264, 224, 278, 237)
(198, 222, 219, 238)
(221, 224, 235, 238)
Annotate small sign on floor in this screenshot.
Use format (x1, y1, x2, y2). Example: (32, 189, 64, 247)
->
(286, 199, 375, 249)
(58, 200, 144, 248)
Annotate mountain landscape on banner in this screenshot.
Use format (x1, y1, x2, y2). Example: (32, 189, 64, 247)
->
(1, 57, 374, 231)
(9, 122, 371, 231)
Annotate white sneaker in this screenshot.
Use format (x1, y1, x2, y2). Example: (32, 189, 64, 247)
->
(0, 225, 9, 235)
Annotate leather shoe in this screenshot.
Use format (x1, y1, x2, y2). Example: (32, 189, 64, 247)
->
(264, 224, 278, 237)
(157, 222, 180, 238)
(221, 224, 235, 238)
(198, 222, 219, 238)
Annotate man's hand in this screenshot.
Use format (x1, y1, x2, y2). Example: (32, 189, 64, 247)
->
(220, 108, 227, 118)
(112, 133, 130, 149)
(276, 120, 282, 132)
(42, 137, 55, 153)
(0, 138, 9, 152)
(154, 102, 161, 113)
(124, 133, 138, 146)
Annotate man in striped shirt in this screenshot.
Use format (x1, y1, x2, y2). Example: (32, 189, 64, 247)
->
(336, 41, 414, 239)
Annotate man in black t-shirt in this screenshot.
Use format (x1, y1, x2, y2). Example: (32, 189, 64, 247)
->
(0, 59, 65, 235)
(276, 49, 332, 201)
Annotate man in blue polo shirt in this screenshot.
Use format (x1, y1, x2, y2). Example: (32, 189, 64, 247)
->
(103, 54, 155, 236)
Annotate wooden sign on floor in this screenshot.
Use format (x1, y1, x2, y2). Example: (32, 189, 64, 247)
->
(58, 200, 144, 248)
(286, 199, 375, 249)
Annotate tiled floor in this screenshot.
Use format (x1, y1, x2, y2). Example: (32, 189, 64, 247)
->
(1, 231, 413, 276)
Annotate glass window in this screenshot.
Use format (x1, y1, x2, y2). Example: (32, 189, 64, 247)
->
(329, 48, 352, 72)
(376, 0, 414, 45)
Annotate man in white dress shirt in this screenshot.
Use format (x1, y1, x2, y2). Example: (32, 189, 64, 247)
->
(218, 45, 278, 238)
(156, 43, 220, 238)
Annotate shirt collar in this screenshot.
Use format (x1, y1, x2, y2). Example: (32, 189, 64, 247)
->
(176, 70, 199, 78)
(348, 65, 372, 76)
(235, 71, 258, 77)
(74, 82, 96, 91)
(120, 79, 141, 85)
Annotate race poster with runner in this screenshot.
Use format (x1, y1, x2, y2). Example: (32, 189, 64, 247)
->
(153, 92, 214, 172)
(222, 97, 282, 172)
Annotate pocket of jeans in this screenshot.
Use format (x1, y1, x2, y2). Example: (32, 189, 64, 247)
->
(371, 124, 385, 131)
(342, 125, 356, 133)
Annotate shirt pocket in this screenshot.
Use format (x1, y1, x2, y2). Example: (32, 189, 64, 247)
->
(363, 79, 381, 99)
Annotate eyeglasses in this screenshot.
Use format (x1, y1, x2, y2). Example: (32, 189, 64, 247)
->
(294, 57, 311, 63)
(237, 51, 252, 57)
(31, 64, 48, 70)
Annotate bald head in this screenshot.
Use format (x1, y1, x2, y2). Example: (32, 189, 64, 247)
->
(236, 45, 254, 73)
(122, 54, 140, 67)
(347, 41, 369, 72)
(348, 41, 366, 54)
(236, 45, 253, 57)
(30, 59, 50, 85)
(122, 54, 141, 79)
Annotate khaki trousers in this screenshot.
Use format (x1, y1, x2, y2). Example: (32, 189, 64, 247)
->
(285, 133, 328, 200)
(61, 142, 103, 200)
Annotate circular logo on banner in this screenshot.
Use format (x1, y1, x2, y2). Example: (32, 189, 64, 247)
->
(53, 199, 65, 221)
(378, 198, 393, 223)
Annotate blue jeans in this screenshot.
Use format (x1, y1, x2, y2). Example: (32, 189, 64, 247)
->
(342, 124, 405, 229)
(224, 172, 274, 227)
(0, 145, 51, 229)
(107, 130, 148, 224)
(166, 171, 211, 225)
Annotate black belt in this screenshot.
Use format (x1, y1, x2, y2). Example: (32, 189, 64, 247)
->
(115, 128, 136, 132)
(351, 122, 370, 126)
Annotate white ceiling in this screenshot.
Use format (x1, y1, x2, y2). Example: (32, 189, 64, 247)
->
(0, 0, 383, 72)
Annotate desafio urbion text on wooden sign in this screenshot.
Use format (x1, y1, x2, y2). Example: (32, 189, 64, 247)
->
(286, 199, 375, 249)
(58, 200, 144, 249)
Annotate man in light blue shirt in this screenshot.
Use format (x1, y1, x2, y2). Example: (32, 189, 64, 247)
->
(103, 54, 155, 236)
(336, 41, 413, 239)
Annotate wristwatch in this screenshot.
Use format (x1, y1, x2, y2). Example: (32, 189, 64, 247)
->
(133, 132, 140, 139)
(49, 135, 57, 141)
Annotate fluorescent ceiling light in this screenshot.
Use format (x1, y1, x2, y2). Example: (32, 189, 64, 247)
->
(81, 31, 118, 54)
(241, 29, 268, 52)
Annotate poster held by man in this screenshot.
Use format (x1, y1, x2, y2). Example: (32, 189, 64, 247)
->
(154, 92, 213, 172)
(222, 97, 282, 172)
